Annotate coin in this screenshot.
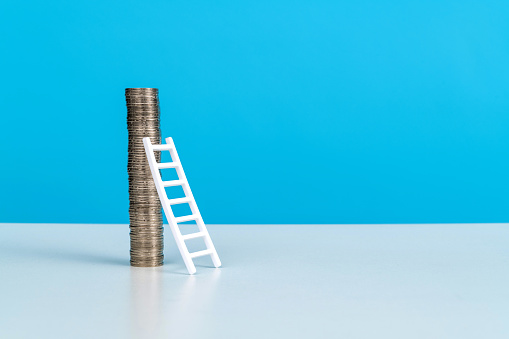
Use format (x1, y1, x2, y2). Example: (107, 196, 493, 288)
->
(126, 88, 164, 267)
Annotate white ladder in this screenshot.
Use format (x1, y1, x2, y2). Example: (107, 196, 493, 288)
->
(143, 137, 221, 274)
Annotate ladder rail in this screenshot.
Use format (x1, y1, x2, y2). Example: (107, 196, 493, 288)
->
(143, 137, 197, 274)
(165, 137, 222, 268)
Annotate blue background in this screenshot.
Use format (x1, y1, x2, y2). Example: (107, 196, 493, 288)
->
(1, 0, 508, 224)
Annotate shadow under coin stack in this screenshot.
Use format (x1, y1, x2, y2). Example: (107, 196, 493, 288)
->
(126, 88, 163, 267)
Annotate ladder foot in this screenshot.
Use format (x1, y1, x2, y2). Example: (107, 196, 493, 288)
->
(212, 256, 222, 268)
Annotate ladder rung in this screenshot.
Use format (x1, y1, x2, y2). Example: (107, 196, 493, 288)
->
(189, 249, 213, 259)
(163, 180, 185, 187)
(175, 214, 199, 223)
(167, 197, 191, 205)
(152, 144, 172, 151)
(182, 232, 206, 240)
(157, 162, 180, 169)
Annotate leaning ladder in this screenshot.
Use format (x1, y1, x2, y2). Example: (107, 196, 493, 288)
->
(143, 137, 221, 274)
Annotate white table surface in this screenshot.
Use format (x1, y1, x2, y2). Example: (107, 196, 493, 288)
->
(0, 223, 508, 339)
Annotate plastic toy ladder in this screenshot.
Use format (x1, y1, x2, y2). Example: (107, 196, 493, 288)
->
(143, 137, 221, 274)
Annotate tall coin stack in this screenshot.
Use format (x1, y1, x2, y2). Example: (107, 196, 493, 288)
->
(126, 88, 163, 267)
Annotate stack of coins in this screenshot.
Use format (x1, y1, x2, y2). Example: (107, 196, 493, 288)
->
(126, 88, 163, 267)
